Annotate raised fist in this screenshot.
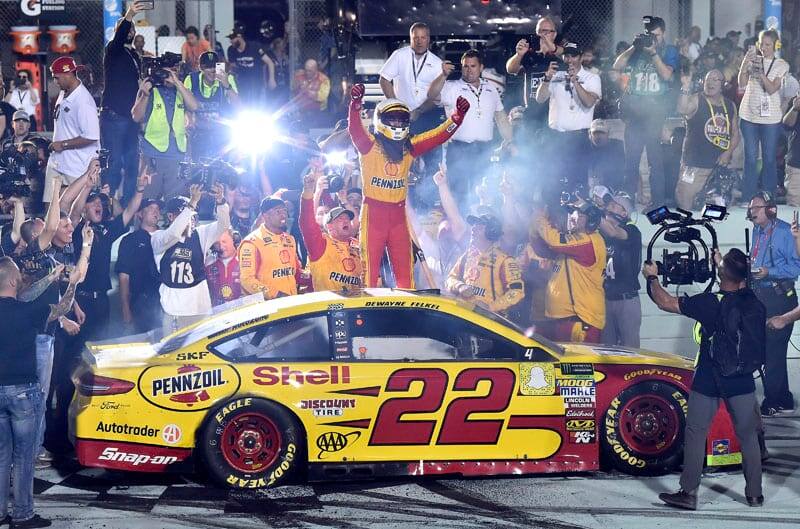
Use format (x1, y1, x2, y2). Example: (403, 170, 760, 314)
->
(350, 83, 365, 101)
(451, 96, 471, 124)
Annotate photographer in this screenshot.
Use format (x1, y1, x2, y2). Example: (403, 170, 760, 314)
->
(596, 191, 642, 347)
(153, 184, 230, 335)
(4, 70, 39, 131)
(0, 253, 86, 529)
(101, 1, 147, 204)
(613, 16, 680, 206)
(532, 200, 606, 343)
(132, 63, 199, 201)
(674, 69, 740, 210)
(643, 250, 764, 510)
(535, 43, 601, 190)
(45, 57, 100, 205)
(506, 16, 564, 107)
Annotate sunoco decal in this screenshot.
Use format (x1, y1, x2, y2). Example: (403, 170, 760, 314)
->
(138, 363, 240, 412)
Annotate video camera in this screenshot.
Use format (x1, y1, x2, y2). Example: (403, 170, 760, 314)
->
(633, 16, 659, 51)
(0, 145, 37, 197)
(141, 52, 182, 86)
(178, 158, 239, 191)
(645, 204, 727, 291)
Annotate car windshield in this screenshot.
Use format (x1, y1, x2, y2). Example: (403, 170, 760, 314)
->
(471, 304, 565, 356)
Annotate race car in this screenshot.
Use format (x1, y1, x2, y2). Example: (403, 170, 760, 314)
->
(69, 289, 741, 489)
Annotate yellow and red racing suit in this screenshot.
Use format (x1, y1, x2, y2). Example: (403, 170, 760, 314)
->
(238, 225, 302, 299)
(446, 245, 525, 314)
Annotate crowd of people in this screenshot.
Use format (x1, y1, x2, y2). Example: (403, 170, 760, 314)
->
(0, 1, 799, 524)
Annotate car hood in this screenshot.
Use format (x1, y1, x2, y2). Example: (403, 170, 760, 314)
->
(559, 343, 695, 371)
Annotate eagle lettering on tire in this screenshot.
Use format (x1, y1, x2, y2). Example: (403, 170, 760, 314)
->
(200, 397, 304, 489)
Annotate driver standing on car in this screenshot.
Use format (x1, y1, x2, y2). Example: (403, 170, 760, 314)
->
(643, 249, 764, 510)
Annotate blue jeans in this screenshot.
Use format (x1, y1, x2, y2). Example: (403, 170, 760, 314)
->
(100, 111, 140, 205)
(35, 334, 54, 455)
(740, 119, 782, 200)
(0, 383, 41, 522)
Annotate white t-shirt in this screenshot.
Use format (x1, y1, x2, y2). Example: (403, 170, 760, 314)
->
(6, 87, 39, 118)
(47, 82, 100, 178)
(439, 78, 504, 143)
(740, 57, 790, 124)
(544, 67, 601, 132)
(151, 206, 230, 317)
(379, 46, 443, 110)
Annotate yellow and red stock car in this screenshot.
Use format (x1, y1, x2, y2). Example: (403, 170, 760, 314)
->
(69, 290, 741, 489)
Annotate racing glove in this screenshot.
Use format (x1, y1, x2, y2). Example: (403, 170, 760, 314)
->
(451, 96, 471, 125)
(350, 83, 365, 111)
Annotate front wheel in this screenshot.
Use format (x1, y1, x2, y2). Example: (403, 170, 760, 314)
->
(200, 397, 304, 489)
(601, 381, 688, 475)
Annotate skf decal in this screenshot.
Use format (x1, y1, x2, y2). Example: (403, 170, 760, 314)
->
(569, 431, 596, 444)
(519, 363, 555, 396)
(174, 352, 208, 361)
(316, 431, 360, 458)
(300, 398, 356, 417)
(566, 419, 595, 431)
(624, 368, 683, 382)
(138, 363, 240, 412)
(253, 365, 351, 386)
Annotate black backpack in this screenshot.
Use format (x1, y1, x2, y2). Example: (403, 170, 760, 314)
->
(709, 289, 766, 377)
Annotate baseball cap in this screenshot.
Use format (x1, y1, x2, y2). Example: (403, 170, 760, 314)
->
(589, 119, 608, 133)
(260, 197, 286, 213)
(50, 56, 78, 75)
(165, 196, 191, 214)
(726, 30, 742, 37)
(226, 28, 244, 39)
(562, 42, 583, 55)
(12, 110, 29, 122)
(324, 207, 354, 225)
(199, 51, 218, 69)
(612, 193, 634, 217)
(139, 198, 164, 212)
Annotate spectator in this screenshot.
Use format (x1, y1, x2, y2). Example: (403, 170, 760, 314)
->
(783, 95, 800, 205)
(299, 171, 362, 291)
(131, 67, 199, 200)
(614, 16, 680, 207)
(427, 49, 513, 206)
(292, 59, 331, 114)
(446, 214, 524, 315)
(535, 42, 601, 191)
(685, 26, 702, 62)
(743, 21, 765, 50)
(238, 197, 301, 299)
(184, 51, 239, 160)
(132, 34, 154, 58)
(206, 229, 241, 306)
(267, 37, 290, 105)
(581, 45, 601, 75)
(203, 25, 225, 60)
(0, 83, 17, 141)
(116, 198, 162, 333)
(181, 26, 212, 72)
(0, 254, 85, 529)
(226, 29, 274, 105)
(45, 56, 100, 205)
(532, 201, 607, 343)
(1, 111, 35, 151)
(0, 197, 25, 257)
(596, 191, 642, 347)
(747, 193, 800, 416)
(152, 184, 230, 334)
(4, 70, 40, 131)
(588, 119, 625, 191)
(101, 1, 146, 204)
(738, 30, 788, 199)
(674, 69, 740, 209)
(727, 30, 742, 49)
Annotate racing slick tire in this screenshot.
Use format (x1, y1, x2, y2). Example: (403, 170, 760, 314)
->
(200, 397, 304, 489)
(601, 381, 688, 475)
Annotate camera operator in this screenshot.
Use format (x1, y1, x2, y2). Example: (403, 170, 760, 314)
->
(153, 184, 229, 335)
(643, 250, 765, 510)
(184, 51, 239, 160)
(4, 70, 39, 132)
(674, 69, 740, 210)
(132, 64, 199, 201)
(299, 171, 362, 292)
(101, 1, 148, 204)
(747, 192, 800, 416)
(613, 16, 680, 205)
(45, 57, 100, 205)
(0, 253, 86, 529)
(115, 198, 162, 333)
(595, 190, 642, 347)
(427, 50, 513, 208)
(446, 213, 524, 315)
(535, 43, 601, 191)
(532, 200, 606, 343)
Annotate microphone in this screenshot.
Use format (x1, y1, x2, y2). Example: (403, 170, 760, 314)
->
(745, 208, 753, 221)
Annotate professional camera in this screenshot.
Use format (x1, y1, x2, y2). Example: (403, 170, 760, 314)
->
(141, 52, 182, 86)
(179, 158, 239, 190)
(0, 146, 36, 197)
(645, 204, 727, 290)
(14, 250, 54, 277)
(633, 16, 658, 50)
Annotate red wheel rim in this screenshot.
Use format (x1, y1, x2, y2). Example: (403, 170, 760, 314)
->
(618, 394, 680, 456)
(220, 412, 282, 473)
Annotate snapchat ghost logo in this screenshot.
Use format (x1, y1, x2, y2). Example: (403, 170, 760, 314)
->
(520, 363, 555, 396)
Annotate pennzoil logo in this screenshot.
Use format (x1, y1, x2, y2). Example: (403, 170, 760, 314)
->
(138, 363, 241, 412)
(316, 431, 360, 458)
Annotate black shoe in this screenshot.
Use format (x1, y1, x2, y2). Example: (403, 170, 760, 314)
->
(659, 489, 698, 510)
(747, 495, 764, 507)
(10, 515, 51, 528)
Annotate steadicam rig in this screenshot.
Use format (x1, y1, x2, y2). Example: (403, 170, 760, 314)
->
(645, 204, 727, 292)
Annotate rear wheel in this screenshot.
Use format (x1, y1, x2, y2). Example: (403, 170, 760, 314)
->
(601, 381, 688, 475)
(200, 398, 304, 489)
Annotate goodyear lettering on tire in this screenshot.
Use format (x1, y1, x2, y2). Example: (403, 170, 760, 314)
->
(604, 396, 647, 469)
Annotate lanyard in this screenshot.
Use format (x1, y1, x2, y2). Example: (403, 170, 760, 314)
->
(752, 224, 774, 261)
(17, 90, 27, 106)
(412, 51, 428, 85)
(704, 96, 730, 145)
(765, 57, 776, 78)
(465, 80, 483, 110)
